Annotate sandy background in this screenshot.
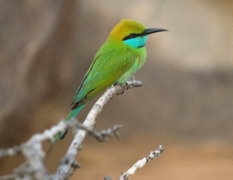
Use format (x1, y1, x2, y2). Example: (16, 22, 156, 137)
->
(0, 0, 232, 179)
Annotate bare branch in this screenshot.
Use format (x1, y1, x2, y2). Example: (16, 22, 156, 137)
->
(0, 80, 143, 180)
(118, 145, 164, 180)
(0, 121, 70, 180)
(54, 80, 142, 179)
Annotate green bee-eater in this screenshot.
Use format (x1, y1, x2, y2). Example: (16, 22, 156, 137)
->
(45, 19, 167, 159)
(68, 19, 167, 123)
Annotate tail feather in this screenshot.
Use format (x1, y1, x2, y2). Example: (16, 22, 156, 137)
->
(43, 134, 60, 163)
(43, 105, 84, 163)
(58, 105, 83, 140)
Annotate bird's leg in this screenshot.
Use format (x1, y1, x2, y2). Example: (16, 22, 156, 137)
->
(129, 75, 135, 81)
(125, 77, 142, 90)
(115, 76, 142, 95)
(116, 76, 137, 95)
(125, 75, 136, 90)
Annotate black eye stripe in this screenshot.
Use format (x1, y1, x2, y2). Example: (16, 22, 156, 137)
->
(122, 28, 168, 41)
(129, 33, 136, 38)
(122, 33, 140, 41)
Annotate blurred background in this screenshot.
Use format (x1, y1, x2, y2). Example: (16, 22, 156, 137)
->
(0, 0, 232, 179)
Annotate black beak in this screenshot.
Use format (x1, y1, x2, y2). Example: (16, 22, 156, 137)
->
(122, 28, 168, 41)
(142, 28, 168, 36)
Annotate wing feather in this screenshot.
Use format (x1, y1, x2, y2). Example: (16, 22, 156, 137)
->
(72, 46, 136, 109)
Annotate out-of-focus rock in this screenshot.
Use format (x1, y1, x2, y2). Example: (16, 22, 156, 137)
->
(0, 0, 78, 145)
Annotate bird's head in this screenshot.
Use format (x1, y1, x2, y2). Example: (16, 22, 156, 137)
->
(109, 19, 168, 48)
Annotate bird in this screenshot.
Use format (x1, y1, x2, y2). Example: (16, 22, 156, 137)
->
(45, 19, 167, 161)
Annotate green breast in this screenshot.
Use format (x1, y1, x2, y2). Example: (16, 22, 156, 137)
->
(115, 45, 147, 84)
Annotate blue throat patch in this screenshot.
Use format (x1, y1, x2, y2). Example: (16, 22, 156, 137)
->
(123, 35, 148, 48)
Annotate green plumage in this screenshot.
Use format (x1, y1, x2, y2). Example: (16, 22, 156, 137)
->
(44, 19, 167, 162)
(71, 38, 147, 110)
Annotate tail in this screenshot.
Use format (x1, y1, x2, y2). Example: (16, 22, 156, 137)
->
(43, 105, 84, 163)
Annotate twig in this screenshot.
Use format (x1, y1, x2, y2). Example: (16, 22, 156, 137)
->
(104, 176, 112, 180)
(74, 122, 122, 142)
(54, 80, 142, 179)
(88, 124, 122, 142)
(0, 120, 70, 180)
(0, 146, 21, 159)
(0, 80, 142, 180)
(0, 174, 16, 180)
(118, 145, 164, 180)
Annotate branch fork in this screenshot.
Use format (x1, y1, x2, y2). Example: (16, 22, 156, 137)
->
(0, 80, 164, 180)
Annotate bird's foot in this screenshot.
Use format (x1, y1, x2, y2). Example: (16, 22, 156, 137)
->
(117, 84, 125, 95)
(129, 75, 135, 81)
(125, 79, 142, 89)
(115, 77, 142, 95)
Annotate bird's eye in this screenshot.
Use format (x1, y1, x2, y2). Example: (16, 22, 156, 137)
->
(128, 33, 135, 38)
(122, 33, 136, 41)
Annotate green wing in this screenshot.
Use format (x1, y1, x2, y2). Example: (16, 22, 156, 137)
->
(72, 46, 136, 110)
